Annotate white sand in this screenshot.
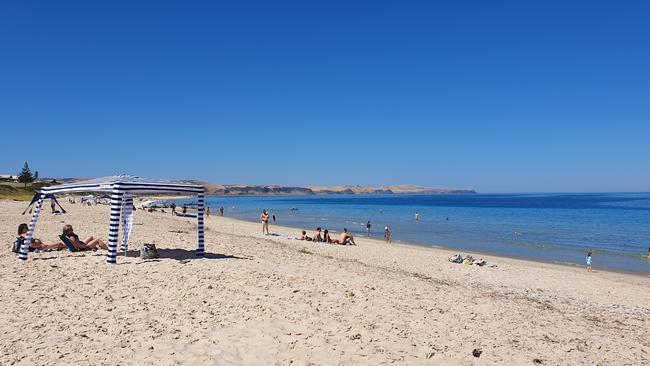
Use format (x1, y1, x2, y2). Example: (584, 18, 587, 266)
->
(1, 200, 649, 365)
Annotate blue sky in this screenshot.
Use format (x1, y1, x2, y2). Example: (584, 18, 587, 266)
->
(1, 1, 648, 192)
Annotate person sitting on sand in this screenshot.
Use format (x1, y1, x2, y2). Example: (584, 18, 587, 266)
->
(14, 223, 65, 252)
(313, 227, 323, 242)
(323, 229, 344, 245)
(339, 228, 356, 246)
(297, 230, 312, 241)
(323, 229, 333, 243)
(61, 225, 108, 251)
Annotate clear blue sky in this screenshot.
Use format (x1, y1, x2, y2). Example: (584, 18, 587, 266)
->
(1, 1, 648, 192)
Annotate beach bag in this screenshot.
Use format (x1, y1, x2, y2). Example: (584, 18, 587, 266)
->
(473, 258, 487, 267)
(140, 243, 160, 259)
(449, 254, 463, 263)
(12, 237, 24, 253)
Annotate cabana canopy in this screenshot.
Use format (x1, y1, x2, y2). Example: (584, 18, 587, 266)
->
(18, 175, 206, 264)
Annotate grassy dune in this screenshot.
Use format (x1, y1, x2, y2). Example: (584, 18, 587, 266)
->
(0, 182, 53, 201)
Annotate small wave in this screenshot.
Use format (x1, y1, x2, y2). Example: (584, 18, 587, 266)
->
(600, 198, 650, 209)
(551, 260, 583, 268)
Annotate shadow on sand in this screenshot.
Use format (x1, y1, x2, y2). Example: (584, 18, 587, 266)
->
(29, 246, 249, 262)
(31, 251, 102, 261)
(120, 247, 249, 261)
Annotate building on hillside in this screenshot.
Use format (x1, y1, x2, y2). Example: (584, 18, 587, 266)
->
(0, 174, 17, 182)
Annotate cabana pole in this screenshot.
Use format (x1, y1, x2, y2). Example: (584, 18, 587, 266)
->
(107, 186, 123, 264)
(196, 192, 205, 256)
(18, 194, 44, 261)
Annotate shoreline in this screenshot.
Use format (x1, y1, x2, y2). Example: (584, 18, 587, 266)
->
(142, 194, 650, 275)
(215, 214, 650, 279)
(64, 193, 650, 277)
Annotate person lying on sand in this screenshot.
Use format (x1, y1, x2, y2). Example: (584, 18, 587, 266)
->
(313, 227, 323, 242)
(14, 223, 65, 252)
(297, 230, 312, 241)
(339, 228, 356, 246)
(61, 225, 108, 251)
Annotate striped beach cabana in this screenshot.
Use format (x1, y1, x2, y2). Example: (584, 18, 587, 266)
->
(18, 175, 206, 264)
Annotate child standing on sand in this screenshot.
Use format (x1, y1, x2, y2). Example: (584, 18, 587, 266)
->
(384, 226, 391, 244)
(586, 251, 593, 272)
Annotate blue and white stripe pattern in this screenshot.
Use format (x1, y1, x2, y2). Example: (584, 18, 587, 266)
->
(107, 188, 123, 264)
(196, 193, 205, 256)
(19, 175, 206, 264)
(120, 195, 134, 253)
(40, 175, 205, 195)
(18, 194, 44, 261)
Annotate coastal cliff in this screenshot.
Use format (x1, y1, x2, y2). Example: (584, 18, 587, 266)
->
(45, 178, 476, 197)
(307, 184, 476, 195)
(204, 184, 314, 196)
(194, 182, 476, 196)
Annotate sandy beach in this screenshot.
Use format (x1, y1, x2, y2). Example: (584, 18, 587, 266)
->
(1, 199, 649, 365)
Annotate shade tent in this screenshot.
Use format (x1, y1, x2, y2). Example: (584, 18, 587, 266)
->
(18, 175, 206, 264)
(22, 193, 66, 215)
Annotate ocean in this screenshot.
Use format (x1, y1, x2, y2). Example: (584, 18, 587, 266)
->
(185, 193, 650, 274)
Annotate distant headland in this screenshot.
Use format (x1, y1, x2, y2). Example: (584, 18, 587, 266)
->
(189, 182, 476, 196)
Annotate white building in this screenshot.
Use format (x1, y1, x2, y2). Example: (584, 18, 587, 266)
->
(0, 174, 17, 182)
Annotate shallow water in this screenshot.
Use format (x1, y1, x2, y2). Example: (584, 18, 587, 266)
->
(181, 193, 650, 274)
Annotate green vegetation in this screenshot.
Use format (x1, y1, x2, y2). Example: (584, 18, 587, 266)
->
(18, 162, 34, 187)
(0, 181, 54, 201)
